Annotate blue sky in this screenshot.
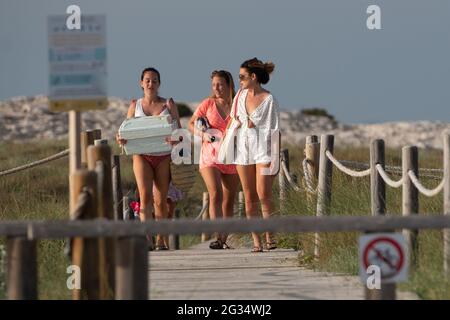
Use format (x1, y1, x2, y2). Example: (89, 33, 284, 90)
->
(1, 0, 449, 123)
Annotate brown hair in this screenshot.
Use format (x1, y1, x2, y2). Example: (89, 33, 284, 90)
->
(140, 67, 161, 83)
(240, 57, 275, 85)
(210, 70, 236, 105)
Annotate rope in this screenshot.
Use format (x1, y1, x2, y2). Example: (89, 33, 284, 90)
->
(375, 164, 404, 188)
(281, 161, 302, 192)
(302, 158, 317, 194)
(408, 170, 445, 197)
(195, 202, 209, 221)
(340, 159, 443, 180)
(70, 189, 91, 220)
(0, 149, 69, 177)
(325, 151, 371, 177)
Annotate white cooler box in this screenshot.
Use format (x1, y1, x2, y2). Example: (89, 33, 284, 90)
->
(118, 115, 175, 155)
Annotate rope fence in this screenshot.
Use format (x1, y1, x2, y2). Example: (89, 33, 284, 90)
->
(375, 164, 403, 188)
(325, 150, 371, 177)
(0, 149, 69, 177)
(407, 170, 445, 197)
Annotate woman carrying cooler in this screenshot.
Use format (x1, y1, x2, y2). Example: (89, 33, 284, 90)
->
(117, 67, 181, 250)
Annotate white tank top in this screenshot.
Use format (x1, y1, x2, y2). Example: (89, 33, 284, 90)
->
(134, 98, 171, 117)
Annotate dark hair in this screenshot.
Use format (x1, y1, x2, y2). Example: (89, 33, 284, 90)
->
(240, 57, 275, 85)
(210, 70, 236, 104)
(140, 67, 161, 83)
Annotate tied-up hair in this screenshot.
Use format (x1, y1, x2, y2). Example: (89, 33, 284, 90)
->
(241, 57, 275, 85)
(210, 70, 236, 106)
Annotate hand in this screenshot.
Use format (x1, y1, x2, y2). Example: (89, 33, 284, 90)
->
(167, 97, 176, 109)
(165, 136, 180, 146)
(116, 133, 127, 145)
(202, 132, 215, 143)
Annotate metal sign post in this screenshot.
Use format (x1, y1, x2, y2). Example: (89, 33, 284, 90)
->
(359, 233, 408, 300)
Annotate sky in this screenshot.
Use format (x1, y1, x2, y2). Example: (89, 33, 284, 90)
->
(0, 0, 449, 123)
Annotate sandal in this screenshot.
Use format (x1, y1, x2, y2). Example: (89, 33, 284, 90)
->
(155, 244, 169, 251)
(209, 239, 224, 250)
(222, 242, 233, 250)
(251, 246, 263, 253)
(265, 240, 277, 251)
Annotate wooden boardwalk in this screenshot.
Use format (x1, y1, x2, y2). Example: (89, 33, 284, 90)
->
(148, 241, 418, 300)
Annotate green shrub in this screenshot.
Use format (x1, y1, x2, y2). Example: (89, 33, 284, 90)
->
(301, 108, 335, 121)
(176, 102, 193, 118)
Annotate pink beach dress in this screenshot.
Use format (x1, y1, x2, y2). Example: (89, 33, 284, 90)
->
(194, 98, 237, 175)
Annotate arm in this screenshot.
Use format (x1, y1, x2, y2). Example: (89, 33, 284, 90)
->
(167, 98, 182, 129)
(116, 100, 137, 145)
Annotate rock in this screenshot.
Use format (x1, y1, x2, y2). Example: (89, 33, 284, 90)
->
(1, 95, 449, 149)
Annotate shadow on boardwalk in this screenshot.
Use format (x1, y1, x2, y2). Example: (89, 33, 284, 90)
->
(149, 240, 419, 300)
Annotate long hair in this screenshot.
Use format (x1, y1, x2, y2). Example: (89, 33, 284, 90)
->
(240, 58, 275, 85)
(210, 70, 235, 105)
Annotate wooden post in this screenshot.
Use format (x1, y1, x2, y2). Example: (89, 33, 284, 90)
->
(87, 144, 115, 299)
(365, 139, 396, 300)
(80, 130, 96, 168)
(315, 135, 334, 259)
(238, 191, 245, 219)
(279, 149, 289, 214)
(169, 209, 180, 250)
(443, 134, 450, 278)
(115, 236, 148, 300)
(304, 135, 320, 213)
(305, 135, 320, 179)
(93, 129, 102, 140)
(71, 169, 100, 300)
(402, 146, 419, 268)
(123, 196, 132, 220)
(6, 237, 37, 300)
(94, 139, 108, 146)
(112, 155, 123, 221)
(370, 139, 386, 217)
(201, 192, 210, 242)
(69, 111, 82, 214)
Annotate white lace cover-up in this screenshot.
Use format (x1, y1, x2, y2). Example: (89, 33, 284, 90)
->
(230, 89, 280, 165)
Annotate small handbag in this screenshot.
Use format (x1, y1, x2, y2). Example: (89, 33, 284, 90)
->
(217, 89, 242, 164)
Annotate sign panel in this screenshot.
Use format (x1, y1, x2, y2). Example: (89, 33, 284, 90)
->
(359, 233, 408, 284)
(48, 15, 107, 111)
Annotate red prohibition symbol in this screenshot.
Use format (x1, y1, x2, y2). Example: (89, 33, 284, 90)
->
(363, 237, 404, 279)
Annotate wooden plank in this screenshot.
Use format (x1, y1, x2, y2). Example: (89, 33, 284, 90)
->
(1, 215, 450, 238)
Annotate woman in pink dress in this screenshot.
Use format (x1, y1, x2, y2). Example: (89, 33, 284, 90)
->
(188, 70, 240, 249)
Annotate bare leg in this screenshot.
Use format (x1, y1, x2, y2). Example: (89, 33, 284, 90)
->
(200, 167, 223, 242)
(220, 173, 240, 243)
(164, 199, 176, 247)
(236, 165, 262, 251)
(256, 163, 277, 247)
(153, 157, 171, 248)
(133, 155, 155, 248)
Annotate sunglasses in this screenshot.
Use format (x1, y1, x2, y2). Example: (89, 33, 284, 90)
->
(239, 74, 250, 80)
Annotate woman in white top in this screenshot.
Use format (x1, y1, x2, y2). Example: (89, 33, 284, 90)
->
(116, 67, 181, 250)
(231, 58, 280, 252)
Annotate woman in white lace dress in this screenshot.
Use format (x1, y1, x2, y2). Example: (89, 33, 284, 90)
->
(231, 58, 280, 252)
